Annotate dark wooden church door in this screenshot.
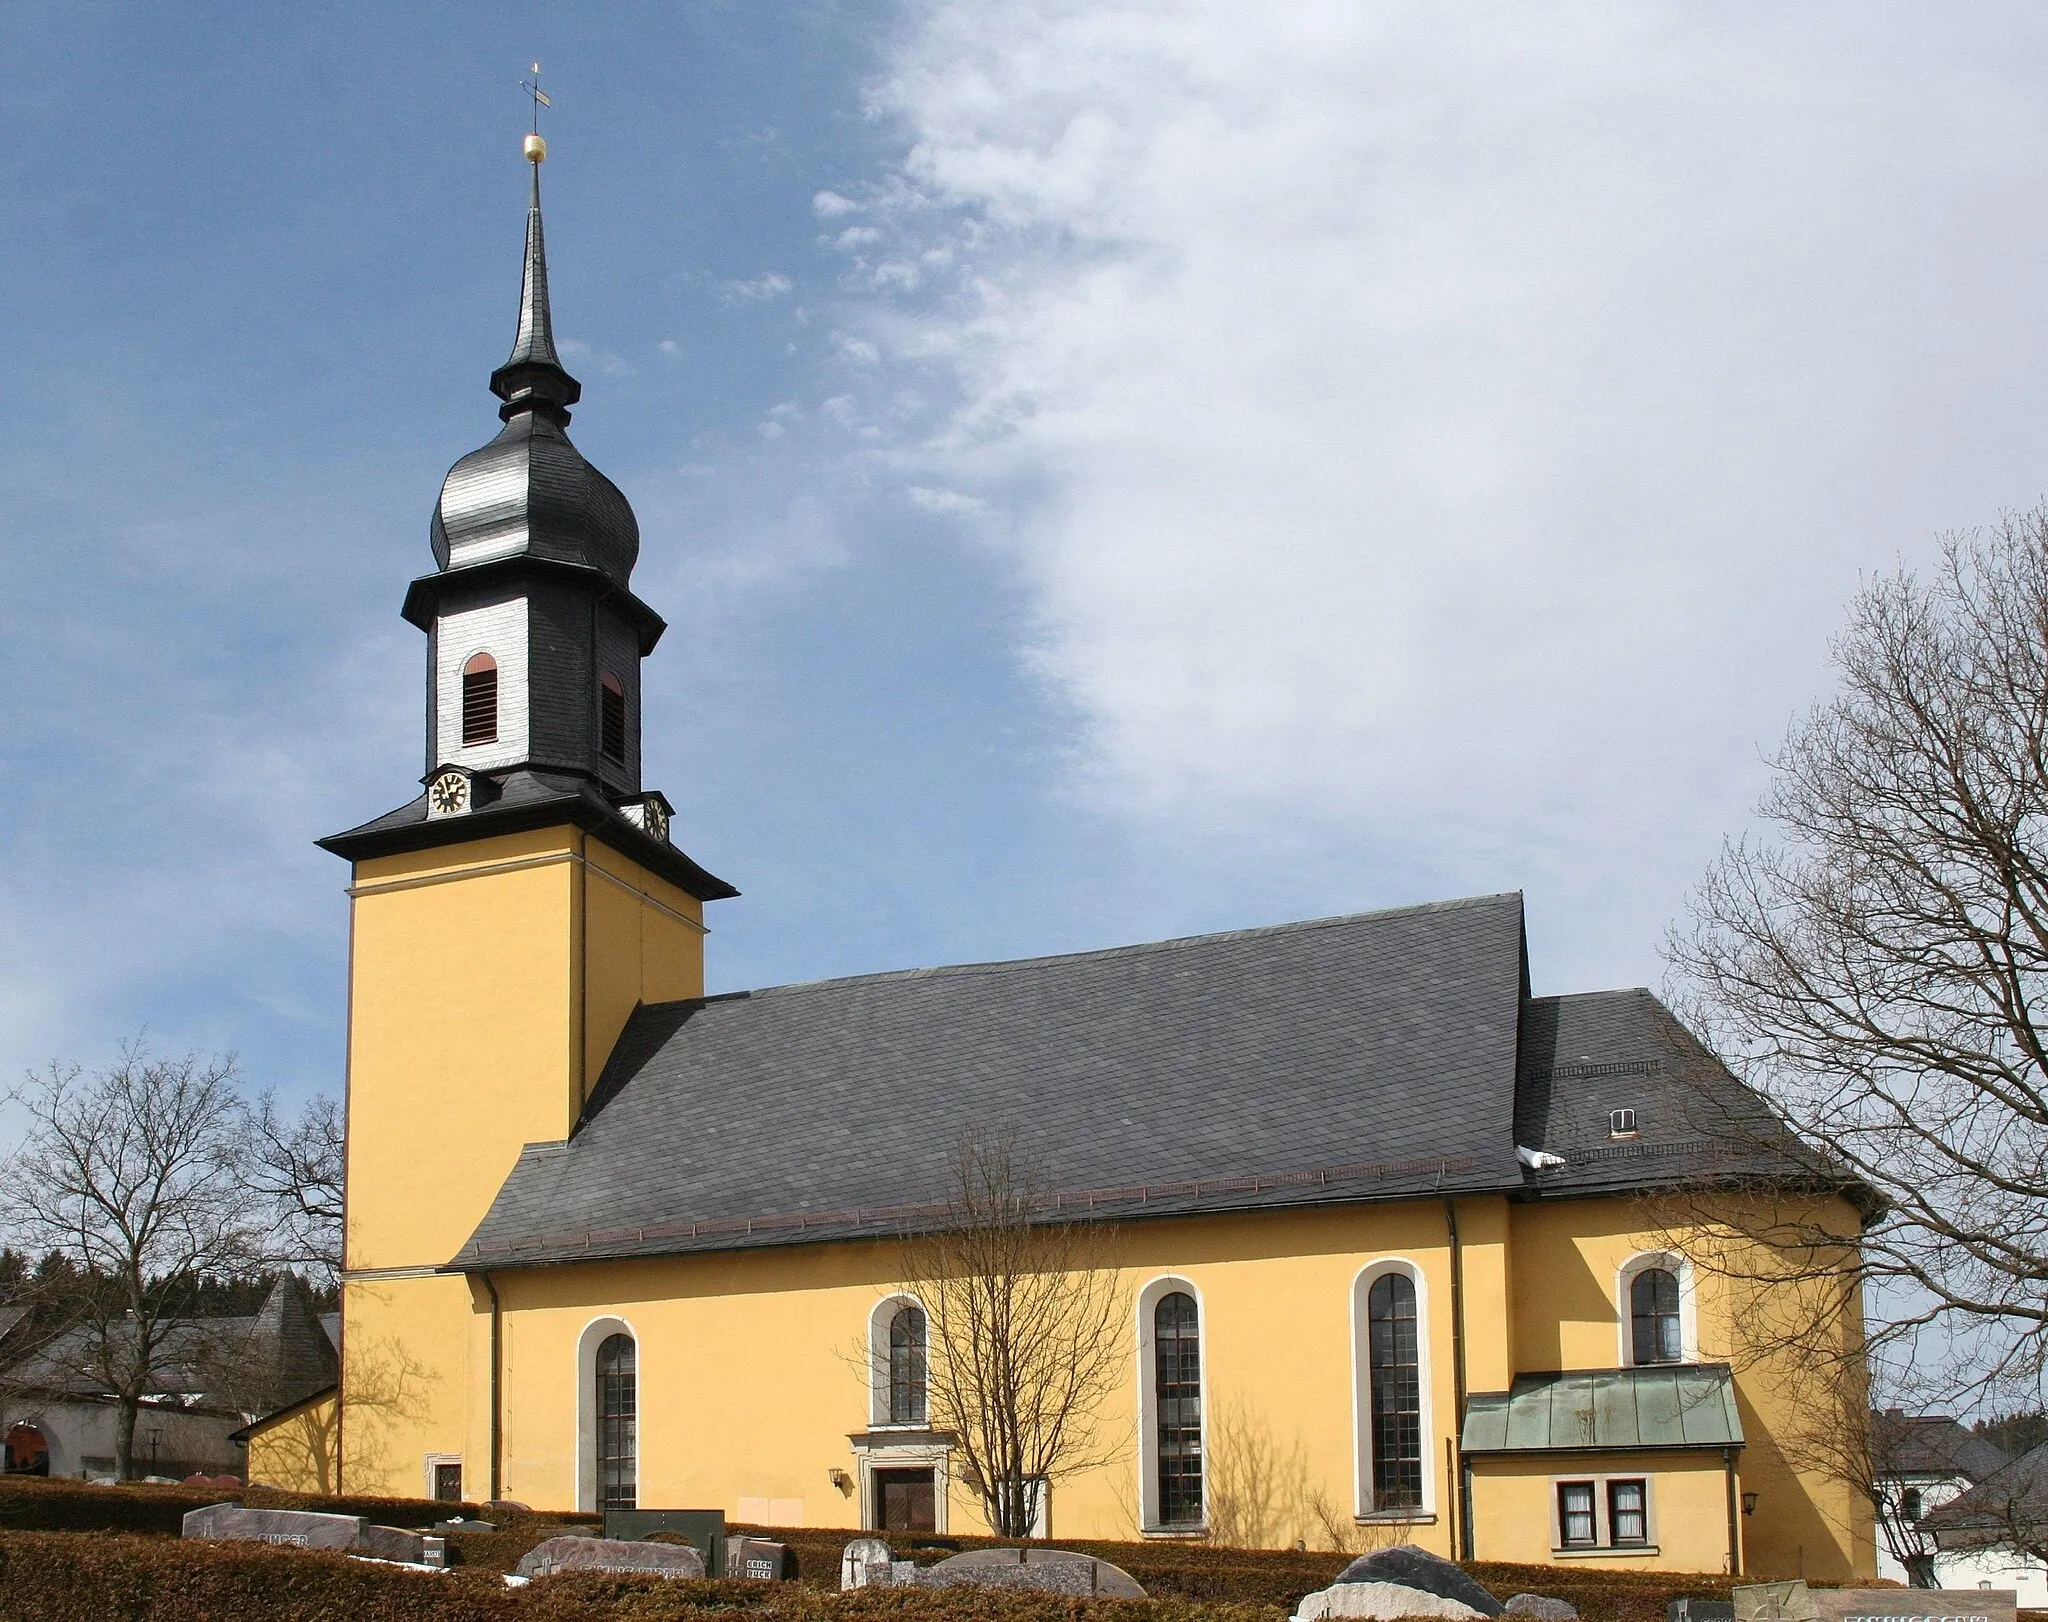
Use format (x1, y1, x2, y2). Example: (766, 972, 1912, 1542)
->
(875, 1468, 936, 1533)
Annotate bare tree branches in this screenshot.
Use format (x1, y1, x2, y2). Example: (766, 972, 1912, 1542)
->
(1667, 511, 2048, 1407)
(0, 1045, 265, 1480)
(897, 1130, 1127, 1537)
(249, 1090, 344, 1280)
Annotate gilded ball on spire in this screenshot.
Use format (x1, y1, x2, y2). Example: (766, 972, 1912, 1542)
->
(524, 132, 547, 164)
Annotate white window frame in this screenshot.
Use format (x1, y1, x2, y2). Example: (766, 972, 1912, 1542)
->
(1351, 1258, 1436, 1520)
(424, 1453, 463, 1503)
(1549, 1470, 1660, 1554)
(575, 1314, 638, 1513)
(1616, 1251, 1698, 1367)
(867, 1294, 928, 1429)
(1135, 1274, 1208, 1535)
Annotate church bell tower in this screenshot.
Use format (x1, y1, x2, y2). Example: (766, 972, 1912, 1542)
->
(318, 129, 734, 1499)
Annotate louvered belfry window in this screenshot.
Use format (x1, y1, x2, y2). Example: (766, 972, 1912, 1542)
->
(600, 671, 627, 763)
(1154, 1291, 1203, 1526)
(596, 1332, 636, 1510)
(461, 653, 499, 746)
(1368, 1272, 1424, 1508)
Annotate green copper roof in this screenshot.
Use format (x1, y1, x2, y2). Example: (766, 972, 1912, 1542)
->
(1461, 1364, 1744, 1454)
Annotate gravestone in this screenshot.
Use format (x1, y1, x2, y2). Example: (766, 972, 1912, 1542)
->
(730, 1536, 792, 1580)
(1505, 1597, 1579, 1621)
(434, 1517, 496, 1534)
(1736, 1585, 1817, 1622)
(181, 1503, 367, 1551)
(605, 1508, 726, 1576)
(842, 1536, 894, 1590)
(1334, 1547, 1504, 1619)
(356, 1525, 447, 1566)
(1297, 1584, 1491, 1622)
(923, 1546, 1147, 1598)
(515, 1534, 706, 1580)
(1809, 1593, 2016, 1622)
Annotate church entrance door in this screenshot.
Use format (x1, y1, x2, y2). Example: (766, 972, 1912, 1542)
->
(875, 1468, 936, 1533)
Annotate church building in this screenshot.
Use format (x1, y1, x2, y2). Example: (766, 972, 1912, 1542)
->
(248, 139, 1876, 1581)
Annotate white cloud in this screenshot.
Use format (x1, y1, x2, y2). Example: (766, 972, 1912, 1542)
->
(724, 271, 795, 302)
(813, 189, 861, 217)
(849, 1, 2048, 985)
(908, 484, 987, 515)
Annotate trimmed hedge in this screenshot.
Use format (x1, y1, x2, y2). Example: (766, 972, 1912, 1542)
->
(0, 1533, 1293, 1622)
(0, 1479, 1750, 1621)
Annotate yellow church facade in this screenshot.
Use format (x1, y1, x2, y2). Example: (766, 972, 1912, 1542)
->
(251, 146, 1877, 1584)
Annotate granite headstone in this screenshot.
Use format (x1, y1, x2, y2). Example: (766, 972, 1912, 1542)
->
(1297, 1583, 1491, 1621)
(1505, 1597, 1579, 1621)
(1809, 1592, 2016, 1622)
(922, 1547, 1146, 1598)
(181, 1504, 368, 1551)
(729, 1536, 792, 1581)
(842, 1537, 895, 1589)
(1334, 1547, 1505, 1619)
(515, 1535, 707, 1579)
(1735, 1584, 1818, 1622)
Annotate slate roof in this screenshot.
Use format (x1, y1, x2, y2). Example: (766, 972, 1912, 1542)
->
(1460, 1364, 1744, 1453)
(1923, 1441, 2048, 1547)
(1874, 1411, 2010, 1484)
(1513, 989, 1822, 1196)
(458, 893, 1532, 1267)
(1, 1280, 337, 1415)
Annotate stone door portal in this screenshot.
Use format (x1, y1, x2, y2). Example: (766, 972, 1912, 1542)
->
(875, 1467, 936, 1533)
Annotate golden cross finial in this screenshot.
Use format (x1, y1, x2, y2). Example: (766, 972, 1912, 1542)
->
(520, 62, 551, 162)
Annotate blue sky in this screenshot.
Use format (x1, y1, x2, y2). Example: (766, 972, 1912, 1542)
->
(8, 3, 2048, 1108)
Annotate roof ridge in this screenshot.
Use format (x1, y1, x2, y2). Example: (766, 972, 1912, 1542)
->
(703, 892, 1526, 1002)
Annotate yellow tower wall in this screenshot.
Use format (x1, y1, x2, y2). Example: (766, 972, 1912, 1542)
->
(1505, 1196, 1871, 1581)
(339, 823, 706, 1501)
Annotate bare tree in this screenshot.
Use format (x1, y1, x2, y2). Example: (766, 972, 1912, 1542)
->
(1667, 511, 2048, 1407)
(0, 1045, 264, 1480)
(249, 1089, 344, 1280)
(897, 1130, 1127, 1537)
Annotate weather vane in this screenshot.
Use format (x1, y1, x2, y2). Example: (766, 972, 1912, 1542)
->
(519, 61, 551, 163)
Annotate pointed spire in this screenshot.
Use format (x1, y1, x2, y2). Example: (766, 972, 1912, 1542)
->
(489, 139, 581, 421)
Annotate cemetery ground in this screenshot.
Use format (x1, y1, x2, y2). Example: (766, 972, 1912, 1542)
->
(0, 1475, 1798, 1622)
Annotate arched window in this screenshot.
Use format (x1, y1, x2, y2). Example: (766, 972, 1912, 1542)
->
(600, 671, 626, 763)
(1902, 1486, 1924, 1522)
(1154, 1290, 1203, 1527)
(462, 652, 499, 746)
(1367, 1272, 1423, 1509)
(1630, 1268, 1682, 1365)
(889, 1304, 928, 1425)
(595, 1332, 636, 1510)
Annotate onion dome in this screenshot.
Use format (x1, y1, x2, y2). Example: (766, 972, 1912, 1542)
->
(429, 165, 640, 587)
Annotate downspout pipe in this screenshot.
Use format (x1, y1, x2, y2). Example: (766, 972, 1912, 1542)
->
(484, 1272, 503, 1502)
(1724, 1446, 1740, 1576)
(1442, 1191, 1472, 1560)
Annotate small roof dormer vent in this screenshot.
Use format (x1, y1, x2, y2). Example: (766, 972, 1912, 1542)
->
(1608, 1107, 1638, 1140)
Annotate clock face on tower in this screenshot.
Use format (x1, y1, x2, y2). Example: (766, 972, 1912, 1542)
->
(642, 798, 669, 844)
(426, 769, 472, 818)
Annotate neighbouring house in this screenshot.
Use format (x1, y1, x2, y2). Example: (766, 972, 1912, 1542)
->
(0, 1276, 336, 1483)
(243, 135, 1882, 1580)
(1920, 1439, 2048, 1604)
(1871, 1411, 2024, 1596)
